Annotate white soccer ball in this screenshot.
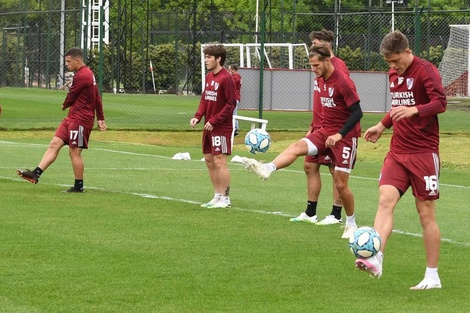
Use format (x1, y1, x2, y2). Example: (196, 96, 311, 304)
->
(244, 128, 271, 154)
(348, 227, 381, 259)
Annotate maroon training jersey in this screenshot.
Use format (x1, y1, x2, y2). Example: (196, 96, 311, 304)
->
(318, 68, 361, 138)
(62, 66, 105, 129)
(232, 72, 242, 102)
(381, 56, 447, 154)
(312, 57, 349, 128)
(194, 67, 236, 132)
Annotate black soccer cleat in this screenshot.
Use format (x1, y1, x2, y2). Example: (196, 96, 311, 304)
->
(16, 169, 39, 184)
(63, 187, 85, 193)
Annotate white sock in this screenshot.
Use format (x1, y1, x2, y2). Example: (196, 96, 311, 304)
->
(425, 267, 440, 281)
(266, 162, 276, 172)
(376, 251, 384, 263)
(214, 193, 222, 200)
(346, 214, 356, 226)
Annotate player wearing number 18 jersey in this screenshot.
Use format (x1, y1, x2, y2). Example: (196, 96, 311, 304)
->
(190, 44, 236, 209)
(358, 31, 447, 290)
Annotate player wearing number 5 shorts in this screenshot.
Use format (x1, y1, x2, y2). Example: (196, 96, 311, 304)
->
(17, 47, 107, 192)
(241, 44, 363, 240)
(357, 31, 447, 290)
(190, 44, 236, 209)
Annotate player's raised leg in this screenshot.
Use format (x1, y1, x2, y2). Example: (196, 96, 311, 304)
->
(17, 136, 66, 184)
(242, 138, 315, 180)
(355, 185, 398, 278)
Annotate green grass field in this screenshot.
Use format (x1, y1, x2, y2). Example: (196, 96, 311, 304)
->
(0, 87, 469, 312)
(1, 87, 470, 133)
(1, 132, 469, 312)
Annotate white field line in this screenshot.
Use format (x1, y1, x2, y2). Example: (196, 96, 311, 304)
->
(2, 140, 470, 248)
(3, 140, 467, 188)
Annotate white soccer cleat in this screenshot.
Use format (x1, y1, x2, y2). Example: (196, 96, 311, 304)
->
(355, 254, 383, 278)
(241, 157, 271, 180)
(410, 277, 442, 290)
(289, 212, 318, 223)
(200, 195, 221, 208)
(341, 224, 358, 239)
(316, 215, 342, 225)
(211, 200, 232, 209)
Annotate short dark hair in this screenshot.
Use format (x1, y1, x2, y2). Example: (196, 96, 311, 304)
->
(309, 29, 334, 44)
(309, 44, 331, 61)
(203, 44, 227, 66)
(65, 47, 84, 59)
(229, 64, 238, 71)
(380, 30, 409, 57)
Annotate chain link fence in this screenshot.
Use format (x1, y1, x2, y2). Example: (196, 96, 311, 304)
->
(1, 2, 469, 131)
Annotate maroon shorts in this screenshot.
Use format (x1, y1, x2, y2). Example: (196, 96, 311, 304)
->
(379, 151, 440, 200)
(305, 129, 358, 170)
(55, 119, 92, 149)
(305, 127, 333, 165)
(202, 130, 232, 155)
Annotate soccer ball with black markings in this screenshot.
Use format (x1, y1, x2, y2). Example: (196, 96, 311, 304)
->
(349, 227, 381, 259)
(244, 128, 271, 154)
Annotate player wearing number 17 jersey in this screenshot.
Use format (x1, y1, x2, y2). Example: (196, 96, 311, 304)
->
(17, 47, 106, 192)
(358, 31, 447, 290)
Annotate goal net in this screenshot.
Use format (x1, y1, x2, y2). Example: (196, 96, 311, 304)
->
(439, 25, 470, 97)
(245, 43, 310, 70)
(200, 43, 309, 91)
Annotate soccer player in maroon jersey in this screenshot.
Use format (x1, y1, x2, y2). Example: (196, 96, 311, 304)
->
(228, 64, 242, 137)
(242, 44, 363, 239)
(356, 31, 446, 290)
(17, 48, 107, 192)
(291, 29, 350, 226)
(190, 44, 236, 208)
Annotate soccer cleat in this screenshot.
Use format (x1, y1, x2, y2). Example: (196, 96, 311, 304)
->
(289, 212, 318, 223)
(63, 187, 84, 193)
(410, 277, 442, 290)
(341, 224, 358, 239)
(355, 255, 383, 278)
(241, 157, 271, 180)
(16, 169, 39, 184)
(234, 129, 239, 137)
(200, 196, 221, 208)
(211, 200, 232, 209)
(316, 215, 342, 225)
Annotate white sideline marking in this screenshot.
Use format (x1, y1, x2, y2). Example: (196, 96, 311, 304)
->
(392, 230, 470, 247)
(2, 175, 469, 248)
(2, 140, 470, 247)
(2, 140, 470, 188)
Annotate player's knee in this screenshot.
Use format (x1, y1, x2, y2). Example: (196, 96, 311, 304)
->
(303, 162, 313, 173)
(334, 177, 349, 192)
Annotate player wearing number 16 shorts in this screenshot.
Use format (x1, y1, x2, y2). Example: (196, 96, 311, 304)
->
(358, 30, 447, 290)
